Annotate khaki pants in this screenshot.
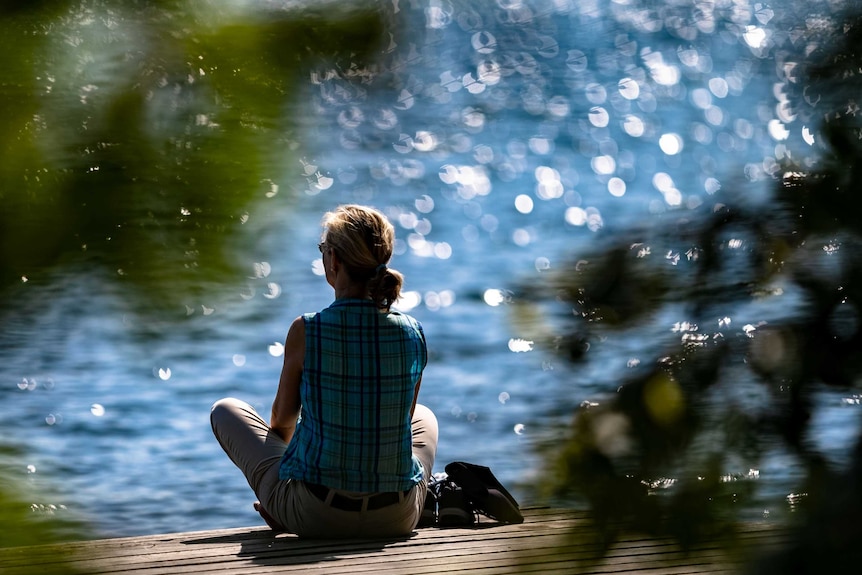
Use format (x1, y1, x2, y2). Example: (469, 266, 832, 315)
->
(210, 397, 438, 538)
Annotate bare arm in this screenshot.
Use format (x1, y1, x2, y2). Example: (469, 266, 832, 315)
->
(270, 316, 304, 443)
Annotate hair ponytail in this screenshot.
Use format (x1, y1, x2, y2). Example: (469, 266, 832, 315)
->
(367, 265, 403, 312)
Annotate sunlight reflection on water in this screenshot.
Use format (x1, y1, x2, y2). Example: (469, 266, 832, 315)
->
(2, 0, 860, 539)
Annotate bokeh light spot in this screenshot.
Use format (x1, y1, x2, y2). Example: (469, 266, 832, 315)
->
(589, 106, 610, 128)
(268, 342, 284, 357)
(768, 119, 790, 140)
(483, 289, 509, 306)
(643, 374, 684, 426)
(508, 338, 534, 352)
(623, 114, 645, 137)
(618, 77, 640, 100)
(565, 207, 587, 226)
(659, 133, 683, 155)
(513, 228, 531, 246)
(591, 155, 616, 175)
(709, 77, 729, 98)
(515, 194, 534, 214)
(608, 177, 626, 197)
(396, 290, 422, 312)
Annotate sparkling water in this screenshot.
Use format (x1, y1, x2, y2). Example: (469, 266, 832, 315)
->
(2, 0, 859, 538)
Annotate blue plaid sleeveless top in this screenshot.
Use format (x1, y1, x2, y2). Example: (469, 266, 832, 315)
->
(279, 299, 427, 492)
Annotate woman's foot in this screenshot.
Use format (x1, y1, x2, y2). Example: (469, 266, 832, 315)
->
(254, 501, 286, 532)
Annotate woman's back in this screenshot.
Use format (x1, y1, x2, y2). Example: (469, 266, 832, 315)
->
(280, 298, 427, 492)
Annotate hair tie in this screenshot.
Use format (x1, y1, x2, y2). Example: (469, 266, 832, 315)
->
(375, 263, 387, 275)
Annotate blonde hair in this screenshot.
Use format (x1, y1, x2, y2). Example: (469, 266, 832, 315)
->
(321, 204, 403, 311)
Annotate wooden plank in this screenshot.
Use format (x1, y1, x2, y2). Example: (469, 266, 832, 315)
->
(0, 531, 766, 574)
(0, 508, 785, 575)
(0, 530, 770, 573)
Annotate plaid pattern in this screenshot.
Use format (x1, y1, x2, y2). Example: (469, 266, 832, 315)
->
(279, 299, 427, 492)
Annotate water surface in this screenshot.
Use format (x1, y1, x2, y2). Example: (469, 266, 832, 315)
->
(2, 0, 860, 538)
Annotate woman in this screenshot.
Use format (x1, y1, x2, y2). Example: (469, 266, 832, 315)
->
(211, 204, 437, 538)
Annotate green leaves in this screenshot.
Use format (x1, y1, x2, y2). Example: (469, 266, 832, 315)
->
(0, 2, 384, 311)
(535, 9, 862, 567)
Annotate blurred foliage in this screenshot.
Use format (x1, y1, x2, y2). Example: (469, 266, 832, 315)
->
(530, 7, 862, 572)
(0, 0, 387, 560)
(0, 448, 88, 572)
(0, 0, 385, 314)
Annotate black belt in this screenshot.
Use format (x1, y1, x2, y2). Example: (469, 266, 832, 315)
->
(306, 482, 407, 512)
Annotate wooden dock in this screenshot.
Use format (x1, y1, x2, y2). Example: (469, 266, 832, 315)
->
(0, 508, 784, 574)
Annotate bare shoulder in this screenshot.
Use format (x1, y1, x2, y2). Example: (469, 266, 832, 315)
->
(282, 317, 306, 368)
(288, 315, 305, 333)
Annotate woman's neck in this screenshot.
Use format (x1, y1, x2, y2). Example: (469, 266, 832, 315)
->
(334, 285, 369, 300)
(329, 255, 369, 300)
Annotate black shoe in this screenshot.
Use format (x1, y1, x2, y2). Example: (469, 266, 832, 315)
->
(435, 479, 475, 527)
(444, 461, 524, 524)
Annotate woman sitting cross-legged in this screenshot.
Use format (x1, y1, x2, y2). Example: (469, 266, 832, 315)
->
(211, 204, 438, 538)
